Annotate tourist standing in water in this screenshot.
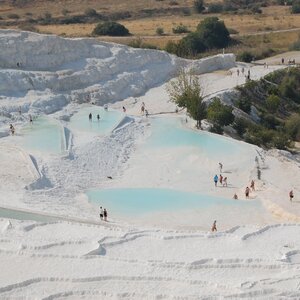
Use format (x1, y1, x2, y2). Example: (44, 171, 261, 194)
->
(233, 193, 238, 200)
(104, 104, 108, 111)
(97, 114, 100, 121)
(99, 206, 104, 220)
(214, 175, 218, 187)
(104, 208, 108, 221)
(89, 113, 92, 121)
(123, 106, 126, 113)
(211, 220, 217, 232)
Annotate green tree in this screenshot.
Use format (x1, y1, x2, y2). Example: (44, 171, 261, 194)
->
(194, 0, 205, 13)
(177, 32, 206, 57)
(92, 22, 130, 36)
(266, 94, 280, 112)
(196, 17, 230, 49)
(285, 114, 300, 140)
(207, 98, 234, 127)
(167, 69, 206, 128)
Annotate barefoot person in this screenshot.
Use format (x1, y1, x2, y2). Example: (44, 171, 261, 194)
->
(9, 124, 15, 135)
(89, 113, 92, 121)
(219, 162, 223, 173)
(104, 208, 108, 221)
(289, 190, 294, 202)
(214, 175, 218, 187)
(250, 180, 255, 191)
(223, 177, 227, 187)
(219, 174, 223, 185)
(245, 186, 250, 199)
(233, 193, 238, 200)
(99, 206, 104, 220)
(97, 114, 100, 121)
(211, 220, 217, 232)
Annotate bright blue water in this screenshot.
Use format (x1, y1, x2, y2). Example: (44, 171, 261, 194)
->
(0, 207, 59, 222)
(21, 117, 63, 153)
(87, 188, 261, 216)
(147, 117, 250, 157)
(69, 106, 123, 135)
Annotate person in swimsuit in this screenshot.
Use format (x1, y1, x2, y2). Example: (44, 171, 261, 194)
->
(104, 208, 108, 221)
(289, 190, 294, 202)
(214, 175, 218, 187)
(211, 220, 217, 232)
(245, 186, 250, 199)
(99, 206, 104, 220)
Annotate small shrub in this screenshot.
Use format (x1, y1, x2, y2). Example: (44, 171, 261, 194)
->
(165, 41, 178, 54)
(156, 27, 164, 35)
(292, 1, 300, 14)
(172, 24, 189, 34)
(207, 98, 235, 127)
(237, 51, 253, 63)
(233, 117, 248, 137)
(237, 98, 251, 113)
(7, 13, 20, 19)
(85, 8, 98, 17)
(266, 94, 280, 112)
(92, 21, 130, 36)
(194, 0, 205, 13)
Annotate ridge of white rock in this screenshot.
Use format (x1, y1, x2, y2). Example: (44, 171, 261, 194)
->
(0, 30, 235, 115)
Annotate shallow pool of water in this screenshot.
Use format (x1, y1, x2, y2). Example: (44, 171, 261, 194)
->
(21, 117, 64, 154)
(0, 207, 59, 222)
(69, 106, 123, 135)
(87, 188, 263, 216)
(147, 117, 252, 157)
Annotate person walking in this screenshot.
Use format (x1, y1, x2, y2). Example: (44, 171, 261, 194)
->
(219, 174, 223, 185)
(219, 162, 223, 173)
(9, 124, 15, 135)
(89, 113, 92, 121)
(245, 186, 250, 199)
(223, 177, 227, 187)
(289, 190, 294, 202)
(104, 208, 108, 221)
(211, 220, 217, 232)
(214, 175, 218, 187)
(99, 206, 104, 220)
(250, 180, 255, 191)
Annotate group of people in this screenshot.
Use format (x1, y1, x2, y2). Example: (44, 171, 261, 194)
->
(281, 57, 296, 65)
(99, 206, 108, 221)
(213, 174, 227, 187)
(88, 112, 101, 122)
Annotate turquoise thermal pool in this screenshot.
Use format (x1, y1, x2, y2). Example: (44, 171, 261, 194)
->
(21, 117, 64, 154)
(69, 106, 123, 135)
(0, 207, 59, 222)
(147, 117, 251, 157)
(87, 188, 268, 226)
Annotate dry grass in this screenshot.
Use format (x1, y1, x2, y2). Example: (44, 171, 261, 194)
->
(2, 3, 300, 54)
(0, 0, 202, 19)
